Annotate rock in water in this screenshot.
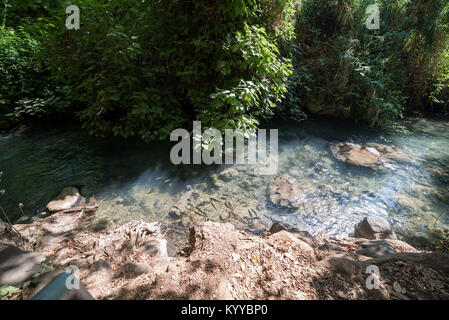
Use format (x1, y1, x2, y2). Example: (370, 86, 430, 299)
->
(366, 143, 412, 163)
(354, 216, 397, 240)
(218, 168, 238, 181)
(46, 186, 85, 213)
(268, 174, 304, 208)
(0, 245, 45, 286)
(330, 142, 383, 169)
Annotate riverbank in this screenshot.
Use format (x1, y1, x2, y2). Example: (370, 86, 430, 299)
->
(1, 201, 449, 300)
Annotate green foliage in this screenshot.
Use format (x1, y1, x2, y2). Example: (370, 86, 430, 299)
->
(37, 0, 295, 141)
(0, 26, 72, 125)
(280, 0, 449, 128)
(0, 27, 39, 120)
(0, 285, 21, 300)
(430, 45, 449, 112)
(1, 0, 448, 137)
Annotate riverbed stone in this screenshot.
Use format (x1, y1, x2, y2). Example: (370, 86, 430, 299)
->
(268, 174, 304, 208)
(366, 143, 412, 163)
(46, 186, 85, 213)
(330, 142, 384, 169)
(218, 168, 238, 181)
(354, 216, 397, 240)
(0, 245, 45, 286)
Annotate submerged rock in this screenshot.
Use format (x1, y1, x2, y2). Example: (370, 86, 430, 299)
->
(268, 174, 304, 208)
(366, 143, 412, 163)
(354, 216, 397, 240)
(330, 142, 384, 169)
(46, 186, 85, 213)
(218, 168, 238, 181)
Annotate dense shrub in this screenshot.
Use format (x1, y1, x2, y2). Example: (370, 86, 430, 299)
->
(281, 0, 449, 128)
(37, 0, 297, 141)
(1, 1, 73, 128)
(1, 0, 448, 136)
(430, 45, 449, 112)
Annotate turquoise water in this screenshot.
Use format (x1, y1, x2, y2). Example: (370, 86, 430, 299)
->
(1, 117, 448, 248)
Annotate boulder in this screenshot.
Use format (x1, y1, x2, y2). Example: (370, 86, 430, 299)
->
(356, 240, 397, 258)
(356, 239, 418, 258)
(354, 216, 397, 240)
(330, 142, 383, 169)
(268, 174, 304, 208)
(0, 245, 45, 286)
(46, 186, 85, 213)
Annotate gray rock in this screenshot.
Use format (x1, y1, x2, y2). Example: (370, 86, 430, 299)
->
(268, 174, 304, 208)
(0, 245, 45, 286)
(46, 186, 85, 213)
(117, 263, 151, 278)
(356, 240, 397, 258)
(354, 216, 397, 240)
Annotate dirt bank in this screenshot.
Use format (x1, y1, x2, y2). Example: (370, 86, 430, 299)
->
(1, 203, 449, 300)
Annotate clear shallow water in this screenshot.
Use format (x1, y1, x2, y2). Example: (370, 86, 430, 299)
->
(1, 118, 449, 248)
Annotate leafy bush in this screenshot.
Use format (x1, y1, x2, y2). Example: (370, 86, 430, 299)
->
(280, 0, 449, 128)
(430, 45, 449, 112)
(0, 26, 73, 125)
(2, 0, 448, 136)
(38, 0, 296, 141)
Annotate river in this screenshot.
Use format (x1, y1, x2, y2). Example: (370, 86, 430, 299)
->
(1, 117, 448, 249)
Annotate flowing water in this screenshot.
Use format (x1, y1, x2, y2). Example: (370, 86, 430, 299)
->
(1, 117, 449, 249)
